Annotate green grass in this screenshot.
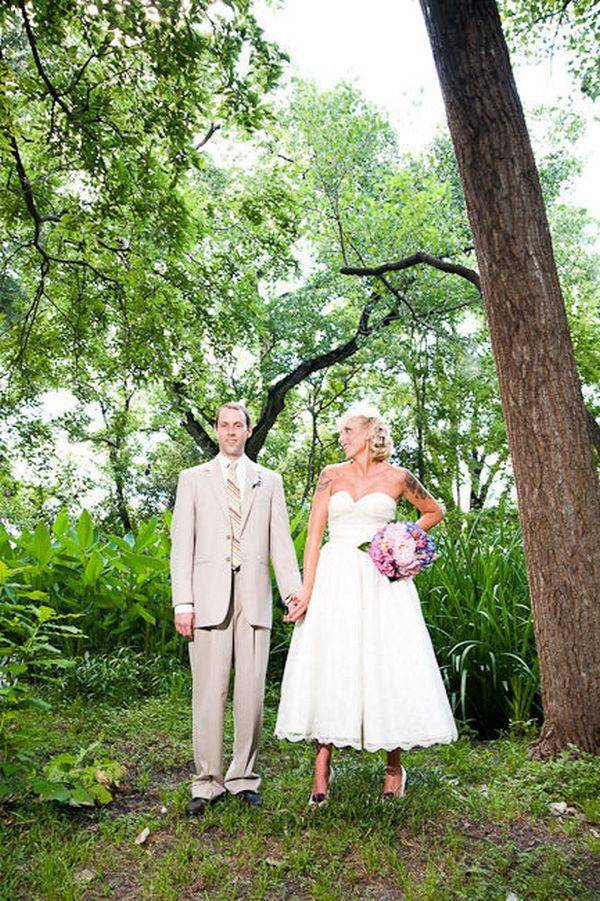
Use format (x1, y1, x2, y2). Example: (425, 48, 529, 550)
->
(2, 678, 599, 900)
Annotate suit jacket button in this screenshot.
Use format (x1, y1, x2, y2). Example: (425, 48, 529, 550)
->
(226, 534, 231, 540)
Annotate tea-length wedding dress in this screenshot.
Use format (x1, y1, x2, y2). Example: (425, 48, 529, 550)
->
(275, 490, 458, 751)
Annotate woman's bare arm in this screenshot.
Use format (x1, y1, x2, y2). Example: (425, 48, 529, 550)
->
(400, 469, 445, 531)
(283, 467, 333, 623)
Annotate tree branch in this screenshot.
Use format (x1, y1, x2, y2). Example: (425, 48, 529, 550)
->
(196, 123, 221, 149)
(341, 251, 482, 291)
(246, 294, 388, 458)
(586, 407, 600, 454)
(17, 0, 72, 118)
(171, 381, 218, 458)
(342, 250, 600, 452)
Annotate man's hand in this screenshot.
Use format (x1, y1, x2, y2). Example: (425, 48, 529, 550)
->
(283, 587, 310, 623)
(174, 611, 195, 639)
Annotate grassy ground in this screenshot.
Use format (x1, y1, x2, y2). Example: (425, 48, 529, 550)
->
(2, 677, 599, 900)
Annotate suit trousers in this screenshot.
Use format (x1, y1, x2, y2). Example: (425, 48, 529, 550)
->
(188, 569, 271, 799)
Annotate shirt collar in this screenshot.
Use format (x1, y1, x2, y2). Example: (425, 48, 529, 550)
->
(218, 452, 247, 470)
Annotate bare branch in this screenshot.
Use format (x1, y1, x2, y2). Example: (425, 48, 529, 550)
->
(246, 294, 395, 458)
(341, 249, 600, 452)
(196, 123, 221, 149)
(171, 381, 219, 458)
(341, 251, 481, 291)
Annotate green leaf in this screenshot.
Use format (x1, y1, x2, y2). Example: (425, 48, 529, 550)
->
(2, 662, 27, 675)
(83, 551, 104, 585)
(77, 510, 95, 549)
(53, 510, 70, 537)
(88, 783, 113, 804)
(133, 520, 158, 552)
(69, 786, 96, 806)
(32, 780, 71, 802)
(0, 780, 16, 798)
(131, 603, 156, 625)
(32, 523, 52, 567)
(8, 697, 52, 712)
(36, 605, 57, 623)
(21, 590, 49, 601)
(123, 552, 166, 574)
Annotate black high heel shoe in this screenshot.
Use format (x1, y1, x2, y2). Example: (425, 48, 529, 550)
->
(308, 766, 336, 808)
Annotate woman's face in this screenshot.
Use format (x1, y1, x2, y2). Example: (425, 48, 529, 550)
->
(339, 417, 369, 460)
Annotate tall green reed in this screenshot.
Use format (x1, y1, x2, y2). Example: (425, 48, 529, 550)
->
(418, 511, 539, 735)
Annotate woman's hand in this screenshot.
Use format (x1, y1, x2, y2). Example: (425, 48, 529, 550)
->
(283, 468, 330, 624)
(283, 586, 311, 623)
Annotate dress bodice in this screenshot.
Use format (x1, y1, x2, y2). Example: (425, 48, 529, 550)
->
(327, 490, 397, 546)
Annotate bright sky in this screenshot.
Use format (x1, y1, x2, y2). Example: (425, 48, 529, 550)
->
(255, 0, 599, 219)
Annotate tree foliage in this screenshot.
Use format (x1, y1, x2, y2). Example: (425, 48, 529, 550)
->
(502, 0, 600, 98)
(0, 4, 597, 527)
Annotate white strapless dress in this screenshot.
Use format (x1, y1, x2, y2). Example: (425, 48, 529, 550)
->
(275, 491, 458, 752)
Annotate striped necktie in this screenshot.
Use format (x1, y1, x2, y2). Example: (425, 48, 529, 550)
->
(226, 461, 242, 569)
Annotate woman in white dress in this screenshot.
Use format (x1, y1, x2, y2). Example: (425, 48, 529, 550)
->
(275, 405, 457, 804)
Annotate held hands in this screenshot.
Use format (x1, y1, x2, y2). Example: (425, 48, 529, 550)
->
(174, 611, 195, 639)
(283, 586, 310, 623)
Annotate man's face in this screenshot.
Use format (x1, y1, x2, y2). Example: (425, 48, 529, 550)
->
(216, 408, 252, 458)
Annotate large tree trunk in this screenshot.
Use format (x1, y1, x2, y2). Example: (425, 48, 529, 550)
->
(418, 0, 600, 756)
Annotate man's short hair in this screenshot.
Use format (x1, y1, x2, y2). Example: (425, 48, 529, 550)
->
(215, 402, 252, 429)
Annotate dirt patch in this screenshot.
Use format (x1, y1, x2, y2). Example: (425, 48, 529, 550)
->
(578, 856, 600, 896)
(457, 814, 574, 851)
(101, 764, 191, 819)
(88, 867, 143, 900)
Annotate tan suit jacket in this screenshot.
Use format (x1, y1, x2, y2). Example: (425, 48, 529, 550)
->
(170, 456, 301, 628)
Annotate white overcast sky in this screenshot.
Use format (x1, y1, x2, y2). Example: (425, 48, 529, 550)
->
(254, 0, 599, 220)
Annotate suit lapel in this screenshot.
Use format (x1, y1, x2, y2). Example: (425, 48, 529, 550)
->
(208, 456, 230, 524)
(240, 460, 261, 533)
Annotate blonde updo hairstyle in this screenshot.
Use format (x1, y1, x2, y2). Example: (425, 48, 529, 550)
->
(339, 404, 394, 463)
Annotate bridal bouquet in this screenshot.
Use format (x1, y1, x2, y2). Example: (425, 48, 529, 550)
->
(359, 521, 438, 581)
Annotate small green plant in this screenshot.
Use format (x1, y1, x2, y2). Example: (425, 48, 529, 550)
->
(0, 575, 85, 800)
(32, 741, 126, 806)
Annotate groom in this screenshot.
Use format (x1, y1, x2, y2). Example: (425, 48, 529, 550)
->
(170, 401, 303, 813)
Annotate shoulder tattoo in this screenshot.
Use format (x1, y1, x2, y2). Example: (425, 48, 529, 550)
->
(404, 471, 430, 500)
(316, 470, 332, 492)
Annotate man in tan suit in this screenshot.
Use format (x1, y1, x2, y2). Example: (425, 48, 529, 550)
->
(171, 401, 302, 813)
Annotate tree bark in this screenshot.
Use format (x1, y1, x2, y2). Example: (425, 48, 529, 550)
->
(418, 0, 600, 755)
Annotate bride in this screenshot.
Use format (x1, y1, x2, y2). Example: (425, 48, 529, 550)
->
(275, 404, 457, 804)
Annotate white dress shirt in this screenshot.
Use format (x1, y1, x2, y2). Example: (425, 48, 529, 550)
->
(174, 454, 248, 615)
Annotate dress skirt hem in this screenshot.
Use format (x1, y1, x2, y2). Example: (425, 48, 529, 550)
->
(275, 729, 458, 753)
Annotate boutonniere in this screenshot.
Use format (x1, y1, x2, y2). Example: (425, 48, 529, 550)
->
(252, 471, 262, 489)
